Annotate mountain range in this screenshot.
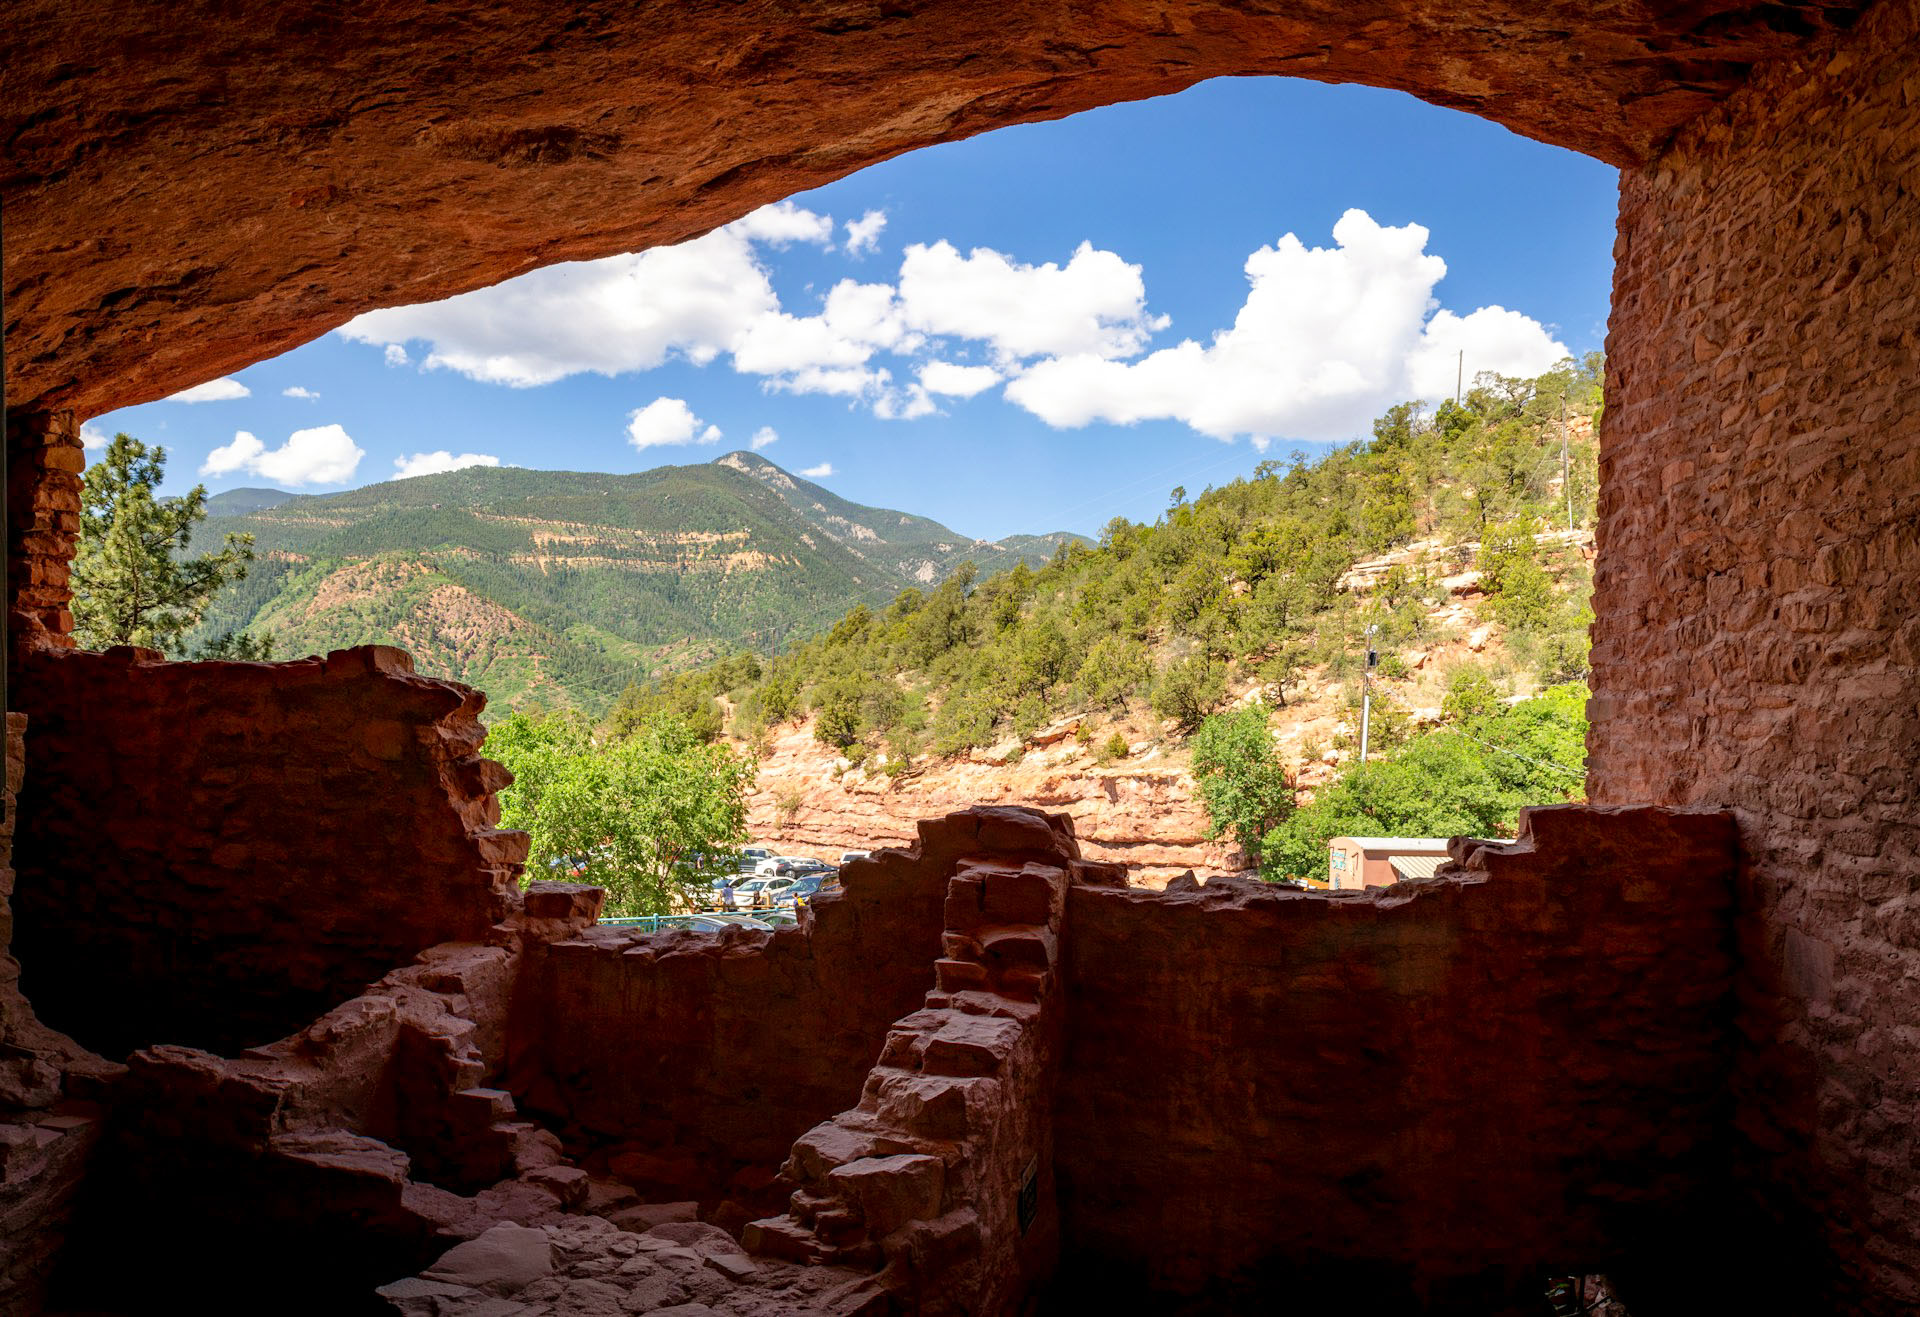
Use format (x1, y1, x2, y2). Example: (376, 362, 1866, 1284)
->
(191, 452, 1083, 712)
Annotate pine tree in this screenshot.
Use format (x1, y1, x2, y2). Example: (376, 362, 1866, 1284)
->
(72, 434, 256, 652)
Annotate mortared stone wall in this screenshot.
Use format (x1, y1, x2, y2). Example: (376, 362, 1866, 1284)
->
(1591, 0, 1920, 1308)
(1055, 805, 1738, 1310)
(506, 808, 1078, 1224)
(9, 644, 530, 1059)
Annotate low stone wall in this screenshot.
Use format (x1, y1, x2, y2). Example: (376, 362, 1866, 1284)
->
(505, 808, 1081, 1223)
(10, 644, 529, 1058)
(0, 713, 120, 1317)
(1054, 805, 1738, 1309)
(746, 836, 1109, 1314)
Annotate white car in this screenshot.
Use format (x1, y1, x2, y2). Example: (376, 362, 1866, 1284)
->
(838, 850, 871, 866)
(730, 876, 799, 909)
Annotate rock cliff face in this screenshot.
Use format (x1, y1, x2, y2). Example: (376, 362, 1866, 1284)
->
(746, 719, 1226, 886)
(741, 530, 1592, 886)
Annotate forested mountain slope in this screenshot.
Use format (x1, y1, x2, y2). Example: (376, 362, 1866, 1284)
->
(645, 358, 1605, 767)
(190, 455, 1082, 711)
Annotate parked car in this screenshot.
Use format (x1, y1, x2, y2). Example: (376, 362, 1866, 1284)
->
(788, 858, 834, 877)
(754, 855, 810, 877)
(737, 846, 772, 874)
(779, 873, 839, 906)
(688, 914, 774, 933)
(838, 850, 871, 866)
(731, 875, 800, 909)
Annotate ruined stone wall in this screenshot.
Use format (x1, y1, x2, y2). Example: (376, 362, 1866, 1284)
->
(4, 412, 81, 654)
(509, 808, 1080, 1224)
(1054, 806, 1736, 1308)
(1590, 0, 1920, 1308)
(748, 843, 1099, 1313)
(10, 644, 529, 1058)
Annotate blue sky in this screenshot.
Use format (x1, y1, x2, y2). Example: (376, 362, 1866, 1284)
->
(93, 77, 1618, 541)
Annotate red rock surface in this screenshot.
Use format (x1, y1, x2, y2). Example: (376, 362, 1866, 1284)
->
(0, 713, 119, 1315)
(0, 1, 1870, 421)
(507, 807, 1076, 1224)
(747, 718, 1226, 886)
(1592, 0, 1920, 1308)
(1057, 805, 1738, 1308)
(10, 644, 529, 1057)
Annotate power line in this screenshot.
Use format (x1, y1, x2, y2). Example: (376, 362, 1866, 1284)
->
(1450, 727, 1585, 779)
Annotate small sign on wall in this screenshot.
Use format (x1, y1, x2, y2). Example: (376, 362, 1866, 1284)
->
(1017, 1157, 1039, 1233)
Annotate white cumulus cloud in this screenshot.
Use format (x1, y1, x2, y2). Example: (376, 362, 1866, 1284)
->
(800, 462, 835, 479)
(201, 425, 364, 485)
(167, 376, 251, 403)
(393, 451, 502, 479)
(81, 424, 111, 451)
(334, 200, 1563, 445)
(918, 361, 1001, 398)
(627, 398, 722, 451)
(341, 202, 836, 389)
(897, 240, 1166, 364)
(844, 209, 887, 256)
(750, 427, 779, 450)
(1005, 209, 1567, 445)
(283, 386, 320, 399)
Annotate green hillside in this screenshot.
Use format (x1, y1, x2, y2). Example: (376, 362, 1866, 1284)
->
(639, 357, 1605, 766)
(189, 455, 1084, 712)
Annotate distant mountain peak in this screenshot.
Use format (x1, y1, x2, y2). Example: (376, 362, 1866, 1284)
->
(206, 486, 296, 516)
(714, 449, 779, 469)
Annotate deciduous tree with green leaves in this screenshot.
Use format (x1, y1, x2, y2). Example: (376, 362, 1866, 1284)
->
(1262, 682, 1589, 882)
(1189, 702, 1295, 867)
(487, 710, 756, 916)
(73, 434, 256, 653)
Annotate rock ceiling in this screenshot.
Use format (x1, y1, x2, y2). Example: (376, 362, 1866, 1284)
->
(2, 0, 1868, 419)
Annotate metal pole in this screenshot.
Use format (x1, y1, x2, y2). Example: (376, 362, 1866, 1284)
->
(1455, 350, 1463, 405)
(1561, 397, 1573, 532)
(1358, 623, 1375, 764)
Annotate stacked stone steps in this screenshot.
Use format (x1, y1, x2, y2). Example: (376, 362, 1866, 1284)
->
(744, 856, 1069, 1292)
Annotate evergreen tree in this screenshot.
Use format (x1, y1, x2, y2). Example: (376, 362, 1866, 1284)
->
(73, 434, 255, 652)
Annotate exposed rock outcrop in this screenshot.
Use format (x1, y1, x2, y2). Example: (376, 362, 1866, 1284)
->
(2, 1, 1871, 420)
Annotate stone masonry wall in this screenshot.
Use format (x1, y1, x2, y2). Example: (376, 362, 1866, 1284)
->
(0, 713, 119, 1317)
(4, 411, 82, 654)
(10, 644, 529, 1058)
(1055, 806, 1736, 1310)
(746, 833, 1106, 1315)
(1591, 0, 1920, 1308)
(509, 807, 1080, 1230)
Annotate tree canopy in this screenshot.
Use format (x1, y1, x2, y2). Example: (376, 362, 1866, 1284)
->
(72, 434, 255, 652)
(1261, 682, 1590, 881)
(486, 710, 756, 915)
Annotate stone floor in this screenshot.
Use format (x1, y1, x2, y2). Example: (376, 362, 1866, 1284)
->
(378, 1214, 883, 1316)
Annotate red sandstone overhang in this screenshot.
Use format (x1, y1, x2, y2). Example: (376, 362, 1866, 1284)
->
(0, 0, 1869, 421)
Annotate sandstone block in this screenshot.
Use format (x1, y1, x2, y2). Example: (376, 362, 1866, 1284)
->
(978, 865, 1060, 926)
(524, 882, 606, 921)
(828, 1154, 944, 1236)
(423, 1223, 554, 1294)
(524, 1164, 589, 1207)
(608, 1201, 699, 1233)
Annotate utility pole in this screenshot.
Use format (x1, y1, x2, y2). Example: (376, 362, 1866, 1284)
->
(1455, 350, 1463, 406)
(1561, 397, 1573, 532)
(1358, 623, 1377, 764)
